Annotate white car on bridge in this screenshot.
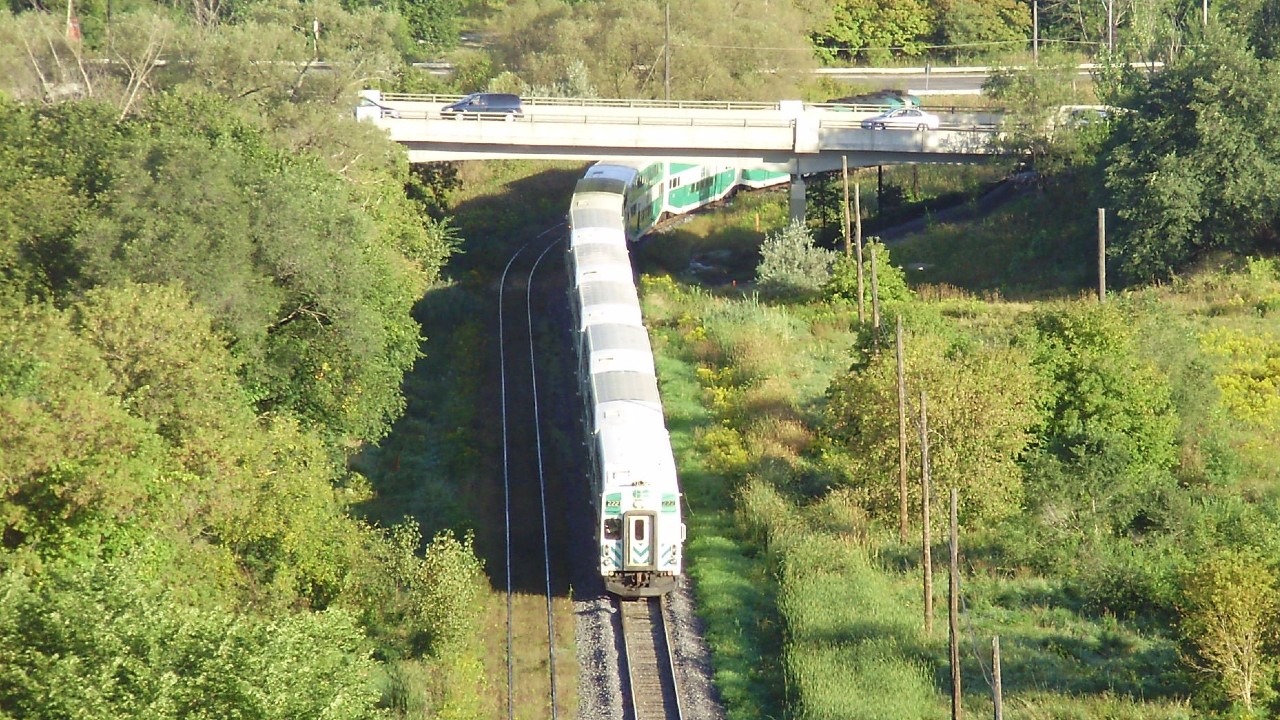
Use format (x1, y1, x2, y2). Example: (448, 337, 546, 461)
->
(860, 107, 941, 131)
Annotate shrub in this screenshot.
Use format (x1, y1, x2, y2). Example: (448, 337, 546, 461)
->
(756, 219, 835, 298)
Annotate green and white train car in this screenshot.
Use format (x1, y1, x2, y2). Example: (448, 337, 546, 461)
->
(614, 160, 789, 241)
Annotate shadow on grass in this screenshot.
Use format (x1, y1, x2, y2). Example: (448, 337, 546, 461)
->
(352, 281, 487, 538)
(447, 162, 588, 279)
(354, 163, 589, 594)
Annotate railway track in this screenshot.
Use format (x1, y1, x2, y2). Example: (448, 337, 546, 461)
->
(497, 230, 571, 720)
(620, 597, 683, 720)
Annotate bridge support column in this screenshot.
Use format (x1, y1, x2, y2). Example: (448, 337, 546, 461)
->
(788, 175, 806, 224)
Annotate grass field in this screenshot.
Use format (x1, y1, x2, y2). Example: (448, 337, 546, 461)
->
(635, 179, 1280, 719)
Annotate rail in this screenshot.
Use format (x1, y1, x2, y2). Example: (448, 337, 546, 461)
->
(620, 597, 682, 720)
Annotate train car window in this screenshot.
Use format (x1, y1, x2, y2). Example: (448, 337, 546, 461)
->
(604, 517, 622, 539)
(633, 517, 647, 542)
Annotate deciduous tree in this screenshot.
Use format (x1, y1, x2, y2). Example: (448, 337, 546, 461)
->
(1179, 549, 1279, 713)
(823, 321, 1043, 526)
(1104, 24, 1280, 281)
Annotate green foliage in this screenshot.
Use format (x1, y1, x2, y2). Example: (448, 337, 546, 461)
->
(824, 319, 1043, 526)
(825, 240, 915, 310)
(779, 533, 944, 720)
(1199, 327, 1280, 435)
(756, 219, 836, 298)
(1178, 549, 1279, 714)
(984, 49, 1091, 164)
(489, 0, 815, 100)
(0, 93, 437, 447)
(0, 299, 166, 560)
(1104, 25, 1280, 281)
(0, 558, 387, 720)
(1023, 301, 1179, 539)
(931, 0, 1030, 61)
(811, 0, 933, 64)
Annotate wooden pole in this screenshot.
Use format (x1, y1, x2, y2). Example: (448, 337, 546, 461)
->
(1033, 0, 1039, 63)
(993, 636, 1003, 720)
(841, 157, 852, 258)
(949, 487, 962, 720)
(1097, 208, 1106, 303)
(920, 390, 933, 637)
(663, 2, 670, 101)
(870, 243, 881, 344)
(896, 316, 908, 543)
(855, 182, 864, 324)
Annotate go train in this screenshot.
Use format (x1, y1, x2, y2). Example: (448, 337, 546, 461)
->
(566, 160, 787, 597)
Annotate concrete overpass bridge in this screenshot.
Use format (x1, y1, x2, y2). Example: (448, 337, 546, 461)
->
(359, 92, 1009, 217)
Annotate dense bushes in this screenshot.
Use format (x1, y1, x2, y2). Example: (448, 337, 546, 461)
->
(0, 87, 475, 718)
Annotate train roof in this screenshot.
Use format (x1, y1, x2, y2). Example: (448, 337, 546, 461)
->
(570, 243, 633, 285)
(573, 177, 629, 199)
(569, 225, 625, 248)
(596, 417, 678, 491)
(590, 369, 661, 405)
(580, 301, 642, 330)
(579, 279, 640, 310)
(588, 348, 657, 378)
(586, 323, 653, 354)
(583, 160, 649, 183)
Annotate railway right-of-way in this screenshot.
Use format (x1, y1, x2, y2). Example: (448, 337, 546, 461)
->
(620, 597, 684, 720)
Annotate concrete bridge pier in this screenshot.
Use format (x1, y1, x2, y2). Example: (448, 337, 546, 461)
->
(789, 175, 806, 224)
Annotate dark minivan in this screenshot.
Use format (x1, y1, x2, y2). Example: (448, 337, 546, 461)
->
(441, 92, 524, 119)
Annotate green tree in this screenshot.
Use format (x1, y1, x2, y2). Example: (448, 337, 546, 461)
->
(811, 0, 933, 64)
(1104, 24, 1280, 281)
(51, 93, 428, 446)
(490, 0, 814, 100)
(0, 298, 166, 561)
(823, 321, 1043, 525)
(930, 0, 1030, 60)
(983, 48, 1088, 170)
(1179, 549, 1279, 714)
(1023, 302, 1179, 537)
(825, 239, 914, 309)
(0, 558, 387, 719)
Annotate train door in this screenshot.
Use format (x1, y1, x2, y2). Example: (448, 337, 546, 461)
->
(621, 510, 657, 571)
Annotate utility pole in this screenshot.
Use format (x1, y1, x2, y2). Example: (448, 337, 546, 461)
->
(1033, 0, 1039, 63)
(993, 637, 1004, 720)
(664, 2, 671, 102)
(949, 487, 961, 720)
(870, 243, 881, 345)
(1107, 0, 1114, 53)
(896, 316, 908, 544)
(841, 156, 851, 258)
(1098, 208, 1107, 303)
(920, 391, 933, 637)
(1203, 0, 1208, 25)
(855, 182, 865, 324)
